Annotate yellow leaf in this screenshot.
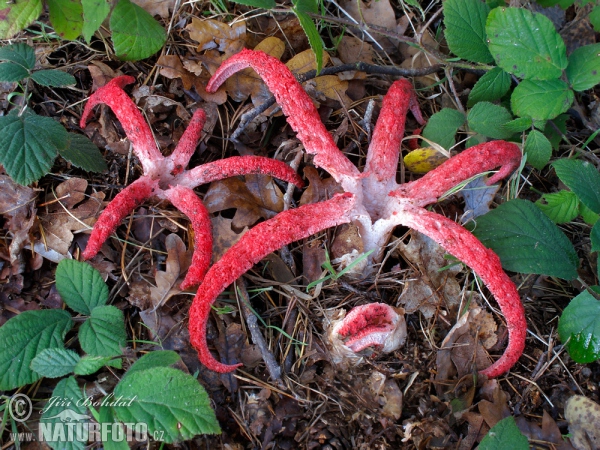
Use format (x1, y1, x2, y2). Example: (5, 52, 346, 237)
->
(286, 49, 330, 74)
(403, 148, 448, 174)
(254, 36, 285, 60)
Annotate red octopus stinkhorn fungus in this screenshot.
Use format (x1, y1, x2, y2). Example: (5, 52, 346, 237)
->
(188, 49, 525, 378)
(79, 75, 303, 290)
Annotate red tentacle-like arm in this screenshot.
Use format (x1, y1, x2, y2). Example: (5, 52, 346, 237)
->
(394, 141, 522, 205)
(169, 108, 206, 174)
(397, 204, 526, 378)
(82, 178, 160, 259)
(206, 49, 360, 182)
(176, 155, 304, 190)
(188, 193, 356, 373)
(364, 79, 425, 182)
(80, 76, 163, 172)
(164, 185, 213, 289)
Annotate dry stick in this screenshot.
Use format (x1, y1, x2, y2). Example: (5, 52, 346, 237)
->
(230, 62, 442, 140)
(235, 279, 284, 385)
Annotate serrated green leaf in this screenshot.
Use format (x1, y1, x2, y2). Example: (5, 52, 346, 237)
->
(294, 9, 323, 75)
(31, 348, 80, 378)
(74, 355, 114, 375)
(126, 350, 181, 375)
(231, 0, 276, 7)
(293, 0, 318, 13)
(81, 0, 111, 43)
(511, 79, 573, 120)
(467, 67, 512, 106)
(114, 367, 221, 442)
(47, 0, 84, 40)
(591, 221, 600, 252)
(590, 5, 600, 32)
(0, 0, 43, 39)
(472, 199, 579, 279)
(41, 376, 89, 450)
(523, 129, 552, 170)
(421, 108, 466, 150)
(443, 0, 493, 63)
(0, 62, 29, 82)
(98, 406, 130, 450)
(0, 310, 73, 390)
(479, 417, 529, 450)
(55, 259, 108, 315)
(0, 110, 64, 185)
(79, 306, 126, 357)
(502, 117, 532, 134)
(486, 7, 567, 80)
(553, 159, 600, 213)
(110, 0, 167, 61)
(558, 290, 600, 363)
(31, 69, 76, 87)
(0, 42, 36, 69)
(467, 101, 514, 139)
(580, 202, 599, 226)
(59, 133, 107, 172)
(535, 190, 579, 223)
(566, 43, 600, 92)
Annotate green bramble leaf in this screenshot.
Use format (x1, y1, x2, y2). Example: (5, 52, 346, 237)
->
(55, 259, 109, 315)
(0, 309, 73, 390)
(81, 0, 111, 43)
(590, 5, 600, 32)
(110, 0, 167, 61)
(30, 69, 76, 87)
(535, 190, 579, 224)
(59, 133, 107, 173)
(0, 0, 43, 39)
(523, 129, 552, 170)
(511, 79, 573, 120)
(580, 203, 599, 226)
(74, 355, 115, 375)
(31, 348, 80, 378)
(79, 306, 127, 357)
(467, 102, 513, 139)
(0, 109, 65, 185)
(591, 221, 600, 252)
(0, 62, 29, 82)
(113, 367, 221, 442)
(0, 42, 36, 69)
(552, 159, 600, 214)
(46, 0, 84, 40)
(566, 43, 600, 92)
(443, 0, 493, 63)
(502, 117, 532, 134)
(558, 290, 600, 363)
(486, 7, 567, 80)
(421, 108, 466, 150)
(479, 417, 529, 450)
(472, 199, 579, 279)
(467, 67, 512, 107)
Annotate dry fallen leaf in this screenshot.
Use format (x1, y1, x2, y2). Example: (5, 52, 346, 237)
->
(340, 0, 400, 53)
(157, 54, 196, 90)
(131, 0, 176, 18)
(149, 234, 192, 310)
(460, 176, 500, 223)
(186, 17, 246, 56)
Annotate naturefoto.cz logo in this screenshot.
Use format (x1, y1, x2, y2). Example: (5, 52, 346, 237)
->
(8, 393, 149, 443)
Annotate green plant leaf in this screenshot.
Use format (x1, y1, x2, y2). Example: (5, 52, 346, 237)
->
(293, 0, 318, 13)
(591, 221, 600, 252)
(523, 129, 552, 170)
(113, 367, 221, 442)
(486, 7, 567, 80)
(55, 259, 109, 315)
(558, 290, 600, 363)
(502, 117, 532, 134)
(293, 9, 323, 74)
(0, 42, 35, 69)
(467, 101, 514, 139)
(590, 5, 600, 32)
(30, 69, 76, 87)
(98, 406, 130, 450)
(566, 43, 600, 92)
(511, 79, 574, 120)
(479, 416, 529, 450)
(59, 133, 107, 172)
(79, 305, 127, 357)
(543, 114, 568, 150)
(0, 309, 73, 390)
(467, 67, 512, 106)
(0, 0, 43, 39)
(31, 348, 80, 378)
(81, 0, 111, 43)
(231, 0, 276, 7)
(41, 376, 88, 450)
(472, 199, 579, 279)
(0, 62, 29, 82)
(443, 0, 493, 63)
(0, 109, 65, 185)
(553, 159, 600, 214)
(110, 0, 167, 61)
(421, 108, 466, 150)
(126, 350, 181, 376)
(46, 0, 84, 40)
(74, 355, 115, 375)
(535, 190, 579, 224)
(580, 202, 599, 226)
